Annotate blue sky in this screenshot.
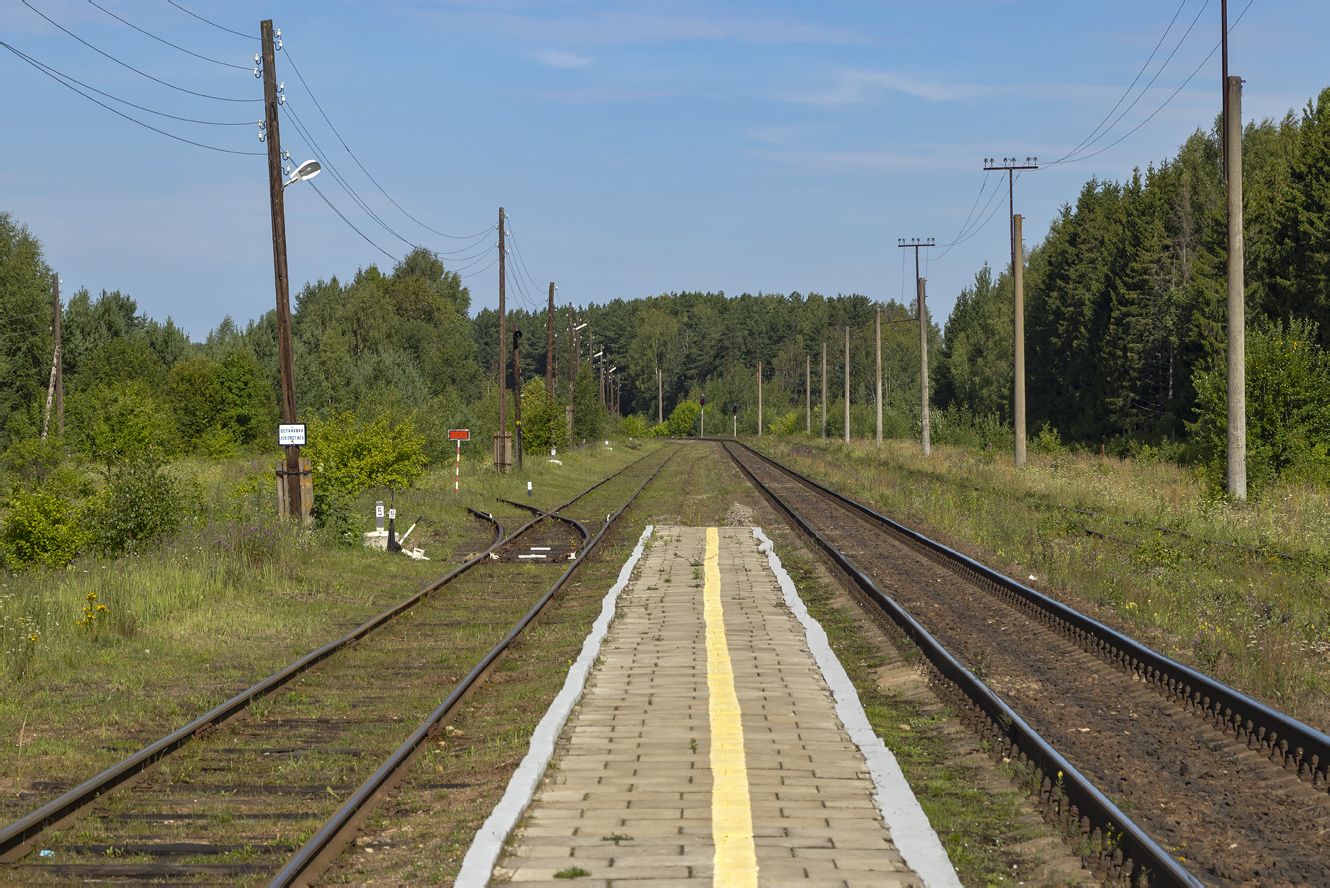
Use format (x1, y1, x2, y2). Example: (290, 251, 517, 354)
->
(2, 0, 1324, 340)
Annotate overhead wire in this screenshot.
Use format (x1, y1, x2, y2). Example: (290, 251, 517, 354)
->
(86, 0, 250, 70)
(281, 42, 491, 241)
(1045, 0, 1189, 167)
(504, 219, 550, 307)
(21, 1, 259, 102)
(1066, 0, 1253, 164)
(2, 42, 263, 155)
(2, 43, 252, 126)
(932, 172, 1009, 261)
(306, 182, 398, 262)
(167, 0, 256, 41)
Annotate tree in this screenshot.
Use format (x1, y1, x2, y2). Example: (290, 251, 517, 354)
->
(0, 213, 53, 446)
(937, 264, 1013, 422)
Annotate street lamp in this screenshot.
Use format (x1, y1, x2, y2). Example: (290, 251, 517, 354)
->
(284, 159, 321, 187)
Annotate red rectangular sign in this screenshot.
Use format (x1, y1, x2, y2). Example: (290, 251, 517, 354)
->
(448, 429, 470, 440)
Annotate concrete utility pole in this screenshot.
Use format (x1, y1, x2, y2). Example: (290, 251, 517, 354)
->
(919, 278, 930, 457)
(262, 19, 304, 519)
(757, 362, 762, 437)
(546, 283, 555, 397)
(821, 343, 827, 439)
(984, 158, 1038, 464)
(513, 328, 523, 468)
(42, 273, 62, 440)
(875, 307, 882, 447)
(568, 305, 577, 442)
(805, 355, 811, 434)
(1227, 74, 1247, 500)
(898, 238, 935, 457)
(1013, 214, 1027, 467)
(496, 206, 509, 471)
(843, 326, 850, 444)
(657, 366, 663, 424)
(1222, 0, 1230, 180)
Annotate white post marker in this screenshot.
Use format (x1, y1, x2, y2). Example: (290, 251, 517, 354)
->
(527, 480, 533, 499)
(449, 429, 470, 497)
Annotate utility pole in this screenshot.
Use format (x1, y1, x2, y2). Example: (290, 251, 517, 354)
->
(898, 238, 935, 457)
(875, 307, 882, 447)
(546, 283, 555, 397)
(843, 326, 850, 444)
(984, 158, 1038, 464)
(568, 306, 577, 443)
(805, 355, 811, 434)
(757, 361, 762, 437)
(41, 273, 61, 440)
(1222, 0, 1229, 180)
(496, 206, 509, 471)
(513, 328, 523, 469)
(1227, 75, 1246, 500)
(1013, 214, 1027, 467)
(657, 366, 663, 424)
(262, 19, 304, 520)
(919, 278, 930, 456)
(821, 343, 827, 439)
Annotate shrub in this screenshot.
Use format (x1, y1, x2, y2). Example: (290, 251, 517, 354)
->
(84, 452, 193, 556)
(665, 400, 701, 437)
(1190, 318, 1330, 497)
(303, 412, 427, 540)
(1, 490, 86, 570)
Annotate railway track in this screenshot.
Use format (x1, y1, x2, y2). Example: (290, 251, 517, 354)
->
(0, 444, 676, 885)
(724, 440, 1330, 888)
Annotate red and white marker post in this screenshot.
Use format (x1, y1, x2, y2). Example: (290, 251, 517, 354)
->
(449, 429, 470, 497)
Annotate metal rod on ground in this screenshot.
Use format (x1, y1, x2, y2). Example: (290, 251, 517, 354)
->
(262, 19, 303, 519)
(1227, 74, 1246, 500)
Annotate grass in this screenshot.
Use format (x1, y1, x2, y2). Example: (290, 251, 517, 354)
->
(0, 441, 660, 820)
(754, 436, 1330, 729)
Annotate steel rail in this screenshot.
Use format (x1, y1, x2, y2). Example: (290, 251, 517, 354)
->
(270, 447, 677, 886)
(735, 442, 1330, 794)
(723, 440, 1204, 888)
(0, 447, 668, 863)
(495, 496, 592, 545)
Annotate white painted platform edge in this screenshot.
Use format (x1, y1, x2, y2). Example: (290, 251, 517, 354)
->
(453, 525, 654, 888)
(753, 526, 963, 888)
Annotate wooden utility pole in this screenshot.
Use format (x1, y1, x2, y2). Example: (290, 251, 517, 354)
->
(898, 238, 935, 457)
(875, 307, 882, 446)
(821, 343, 827, 439)
(568, 305, 576, 442)
(843, 326, 850, 444)
(1013, 214, 1027, 467)
(42, 273, 61, 440)
(1227, 75, 1246, 500)
(262, 20, 304, 519)
(919, 278, 930, 457)
(496, 207, 509, 470)
(657, 366, 663, 423)
(546, 283, 555, 397)
(984, 158, 1038, 464)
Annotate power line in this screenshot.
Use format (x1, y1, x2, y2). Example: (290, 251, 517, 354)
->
(21, 1, 259, 103)
(932, 172, 1009, 260)
(1066, 0, 1252, 165)
(1047, 0, 1189, 167)
(282, 43, 491, 241)
(3, 43, 252, 126)
(306, 181, 398, 262)
(86, 0, 250, 70)
(168, 0, 256, 41)
(2, 42, 263, 155)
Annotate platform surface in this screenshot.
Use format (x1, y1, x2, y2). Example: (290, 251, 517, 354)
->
(491, 525, 941, 887)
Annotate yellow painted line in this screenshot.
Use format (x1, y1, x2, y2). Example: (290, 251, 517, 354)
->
(704, 526, 757, 886)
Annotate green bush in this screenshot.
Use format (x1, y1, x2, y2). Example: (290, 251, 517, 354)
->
(303, 412, 427, 540)
(1, 490, 86, 570)
(84, 453, 193, 556)
(665, 400, 701, 437)
(1190, 318, 1330, 496)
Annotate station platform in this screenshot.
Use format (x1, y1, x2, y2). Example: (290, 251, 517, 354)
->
(458, 525, 960, 887)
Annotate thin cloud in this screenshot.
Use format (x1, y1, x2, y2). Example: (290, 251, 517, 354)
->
(507, 87, 675, 104)
(533, 49, 592, 68)
(783, 69, 1002, 106)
